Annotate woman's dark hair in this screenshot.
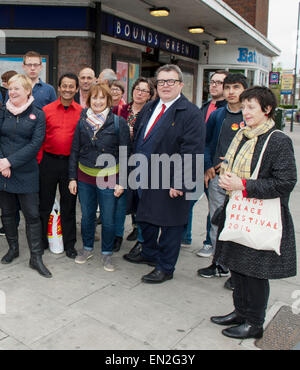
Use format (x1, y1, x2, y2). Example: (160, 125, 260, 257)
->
(58, 73, 79, 89)
(239, 86, 277, 119)
(131, 77, 154, 100)
(223, 73, 248, 89)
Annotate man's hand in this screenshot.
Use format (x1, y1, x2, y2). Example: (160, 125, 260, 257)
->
(169, 188, 183, 198)
(204, 167, 216, 188)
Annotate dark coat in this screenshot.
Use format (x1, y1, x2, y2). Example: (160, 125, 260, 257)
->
(214, 128, 297, 280)
(133, 95, 205, 227)
(69, 109, 131, 181)
(0, 104, 45, 193)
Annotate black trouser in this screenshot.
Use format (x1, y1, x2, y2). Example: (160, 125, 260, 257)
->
(0, 191, 44, 255)
(39, 152, 77, 251)
(231, 270, 270, 327)
(140, 222, 184, 274)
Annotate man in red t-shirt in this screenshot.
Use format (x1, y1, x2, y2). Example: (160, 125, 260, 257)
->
(39, 73, 82, 258)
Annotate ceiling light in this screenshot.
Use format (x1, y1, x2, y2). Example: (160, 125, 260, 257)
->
(214, 38, 227, 45)
(149, 7, 170, 17)
(188, 26, 205, 34)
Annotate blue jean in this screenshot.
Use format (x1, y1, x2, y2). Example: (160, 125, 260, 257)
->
(114, 189, 127, 238)
(78, 181, 116, 255)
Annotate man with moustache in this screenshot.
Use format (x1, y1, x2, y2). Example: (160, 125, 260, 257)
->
(39, 73, 82, 259)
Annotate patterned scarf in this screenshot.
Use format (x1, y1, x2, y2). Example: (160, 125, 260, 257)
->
(86, 107, 109, 132)
(221, 119, 275, 179)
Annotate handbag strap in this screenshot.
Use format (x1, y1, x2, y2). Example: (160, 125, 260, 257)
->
(250, 129, 283, 180)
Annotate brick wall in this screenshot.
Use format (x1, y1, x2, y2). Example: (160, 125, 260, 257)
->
(223, 0, 269, 36)
(57, 37, 94, 80)
(100, 41, 142, 72)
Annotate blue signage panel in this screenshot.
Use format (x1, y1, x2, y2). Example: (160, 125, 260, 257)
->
(103, 13, 199, 60)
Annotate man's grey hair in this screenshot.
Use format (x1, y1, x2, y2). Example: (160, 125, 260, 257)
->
(155, 64, 183, 82)
(100, 68, 117, 83)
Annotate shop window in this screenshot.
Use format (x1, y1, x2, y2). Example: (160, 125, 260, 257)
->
(112, 55, 140, 104)
(182, 70, 194, 102)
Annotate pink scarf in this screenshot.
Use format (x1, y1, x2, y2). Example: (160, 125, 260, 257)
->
(6, 96, 35, 116)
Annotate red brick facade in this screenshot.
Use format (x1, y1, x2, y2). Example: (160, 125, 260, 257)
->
(223, 0, 269, 36)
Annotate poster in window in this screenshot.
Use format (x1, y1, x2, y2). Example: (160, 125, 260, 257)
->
(116, 61, 128, 103)
(128, 63, 140, 101)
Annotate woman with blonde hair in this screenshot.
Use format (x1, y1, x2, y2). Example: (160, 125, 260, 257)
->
(0, 74, 52, 278)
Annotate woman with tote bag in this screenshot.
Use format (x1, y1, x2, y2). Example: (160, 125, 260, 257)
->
(210, 86, 297, 339)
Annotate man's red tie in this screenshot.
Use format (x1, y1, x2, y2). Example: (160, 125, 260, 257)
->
(144, 104, 166, 140)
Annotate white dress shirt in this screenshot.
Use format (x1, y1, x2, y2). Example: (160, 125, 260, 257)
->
(144, 94, 181, 138)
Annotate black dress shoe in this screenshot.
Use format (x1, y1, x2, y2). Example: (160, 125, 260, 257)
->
(127, 227, 138, 241)
(128, 241, 142, 257)
(65, 248, 78, 259)
(113, 236, 123, 252)
(142, 268, 173, 284)
(210, 311, 245, 326)
(123, 252, 156, 266)
(222, 322, 263, 339)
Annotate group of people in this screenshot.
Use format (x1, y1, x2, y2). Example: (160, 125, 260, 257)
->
(0, 50, 297, 341)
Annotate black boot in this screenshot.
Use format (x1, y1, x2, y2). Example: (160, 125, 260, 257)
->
(113, 236, 123, 252)
(26, 221, 52, 278)
(29, 254, 52, 278)
(1, 215, 19, 264)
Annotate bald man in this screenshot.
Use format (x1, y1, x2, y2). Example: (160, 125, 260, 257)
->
(74, 67, 96, 108)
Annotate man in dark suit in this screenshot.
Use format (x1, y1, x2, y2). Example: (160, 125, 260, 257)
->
(123, 64, 205, 283)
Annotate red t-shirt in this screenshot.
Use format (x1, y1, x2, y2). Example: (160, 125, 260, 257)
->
(37, 98, 82, 163)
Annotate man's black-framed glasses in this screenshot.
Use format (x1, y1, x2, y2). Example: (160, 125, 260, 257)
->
(157, 79, 181, 87)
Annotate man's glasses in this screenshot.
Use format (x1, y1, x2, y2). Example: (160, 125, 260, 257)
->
(134, 87, 150, 95)
(23, 63, 41, 68)
(157, 79, 181, 87)
(210, 80, 223, 87)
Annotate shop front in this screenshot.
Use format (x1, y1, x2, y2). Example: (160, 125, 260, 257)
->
(198, 44, 273, 104)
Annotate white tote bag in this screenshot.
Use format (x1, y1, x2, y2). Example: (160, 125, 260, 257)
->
(219, 131, 283, 255)
(48, 199, 64, 254)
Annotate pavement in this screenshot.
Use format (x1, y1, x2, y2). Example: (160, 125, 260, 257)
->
(0, 121, 299, 351)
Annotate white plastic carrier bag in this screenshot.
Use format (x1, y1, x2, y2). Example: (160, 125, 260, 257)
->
(48, 198, 64, 254)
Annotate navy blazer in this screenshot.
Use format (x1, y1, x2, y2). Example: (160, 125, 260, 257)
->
(132, 95, 205, 227)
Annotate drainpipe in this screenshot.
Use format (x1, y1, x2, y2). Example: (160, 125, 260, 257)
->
(94, 2, 102, 77)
